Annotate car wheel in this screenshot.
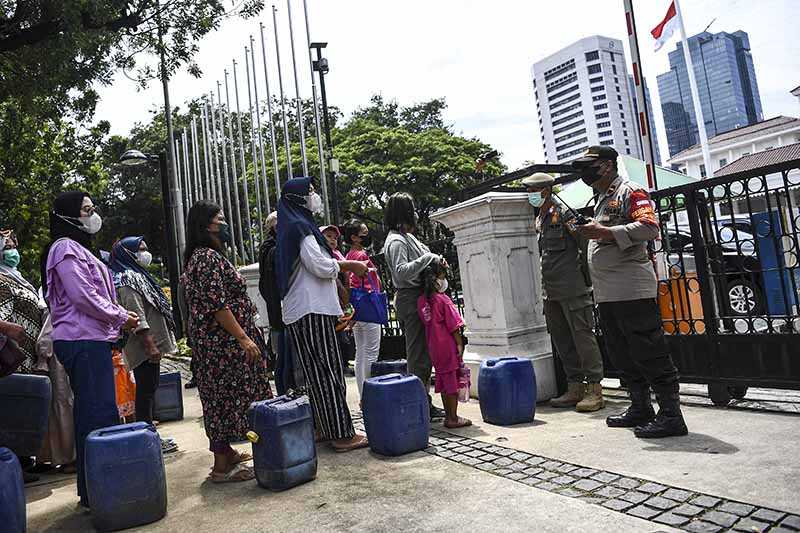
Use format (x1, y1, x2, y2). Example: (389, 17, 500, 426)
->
(725, 278, 763, 316)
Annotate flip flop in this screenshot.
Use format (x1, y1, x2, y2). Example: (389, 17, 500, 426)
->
(231, 450, 252, 464)
(332, 435, 369, 453)
(209, 463, 255, 484)
(444, 417, 473, 429)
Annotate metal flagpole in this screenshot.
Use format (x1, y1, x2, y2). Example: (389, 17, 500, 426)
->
(286, 0, 309, 176)
(208, 92, 224, 205)
(190, 117, 202, 200)
(216, 81, 239, 262)
(249, 38, 272, 213)
(245, 45, 266, 240)
(272, 5, 294, 180)
(258, 25, 283, 199)
(673, 0, 713, 178)
(301, 0, 330, 223)
(224, 70, 248, 262)
(181, 129, 192, 208)
(233, 59, 256, 259)
(174, 137, 185, 219)
(200, 104, 212, 201)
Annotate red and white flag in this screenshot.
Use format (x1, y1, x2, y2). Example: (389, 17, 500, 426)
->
(651, 1, 678, 51)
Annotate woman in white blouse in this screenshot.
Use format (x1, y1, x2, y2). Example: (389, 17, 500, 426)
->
(275, 177, 370, 452)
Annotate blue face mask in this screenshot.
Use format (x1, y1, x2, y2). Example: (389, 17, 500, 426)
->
(3, 249, 20, 268)
(528, 192, 545, 208)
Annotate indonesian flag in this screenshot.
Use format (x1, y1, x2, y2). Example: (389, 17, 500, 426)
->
(651, 1, 678, 51)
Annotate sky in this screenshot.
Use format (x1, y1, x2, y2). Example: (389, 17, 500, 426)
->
(94, 0, 800, 171)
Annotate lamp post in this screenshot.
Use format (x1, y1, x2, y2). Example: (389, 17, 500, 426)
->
(119, 149, 185, 338)
(310, 41, 340, 224)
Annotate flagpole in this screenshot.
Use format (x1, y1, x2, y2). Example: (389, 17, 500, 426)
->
(245, 45, 266, 242)
(258, 24, 284, 199)
(233, 58, 256, 260)
(286, 0, 309, 176)
(623, 0, 658, 190)
(272, 5, 294, 180)
(673, 0, 713, 178)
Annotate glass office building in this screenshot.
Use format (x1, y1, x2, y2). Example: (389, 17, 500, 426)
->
(656, 30, 763, 157)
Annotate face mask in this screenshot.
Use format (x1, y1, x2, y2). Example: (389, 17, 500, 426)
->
(436, 278, 448, 293)
(217, 222, 232, 245)
(79, 212, 103, 234)
(580, 164, 604, 186)
(3, 249, 20, 268)
(306, 192, 324, 215)
(528, 192, 544, 208)
(135, 251, 153, 267)
(358, 234, 373, 248)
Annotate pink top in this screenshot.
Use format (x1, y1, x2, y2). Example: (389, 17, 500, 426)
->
(346, 249, 381, 291)
(417, 292, 464, 374)
(46, 238, 128, 342)
(332, 249, 345, 261)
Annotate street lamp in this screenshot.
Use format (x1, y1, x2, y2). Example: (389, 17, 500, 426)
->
(310, 41, 341, 224)
(118, 149, 184, 338)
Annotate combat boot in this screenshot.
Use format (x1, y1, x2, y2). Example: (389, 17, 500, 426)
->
(550, 382, 585, 408)
(606, 387, 655, 427)
(576, 383, 605, 412)
(634, 392, 688, 438)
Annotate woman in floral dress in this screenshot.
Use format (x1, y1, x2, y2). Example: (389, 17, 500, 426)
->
(181, 200, 272, 483)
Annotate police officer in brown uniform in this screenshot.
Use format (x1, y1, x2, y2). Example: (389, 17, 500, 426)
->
(523, 172, 605, 412)
(574, 146, 688, 438)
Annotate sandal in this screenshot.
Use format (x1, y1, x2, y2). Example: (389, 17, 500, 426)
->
(332, 435, 369, 453)
(444, 417, 473, 429)
(229, 450, 252, 465)
(209, 463, 255, 484)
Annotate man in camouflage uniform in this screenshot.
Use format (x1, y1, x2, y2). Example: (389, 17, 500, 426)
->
(574, 146, 688, 438)
(523, 172, 604, 412)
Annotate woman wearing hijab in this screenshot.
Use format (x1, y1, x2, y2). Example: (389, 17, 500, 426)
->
(181, 200, 272, 483)
(40, 191, 139, 508)
(109, 237, 178, 453)
(276, 177, 369, 452)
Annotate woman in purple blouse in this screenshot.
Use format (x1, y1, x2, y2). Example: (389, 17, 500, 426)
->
(40, 191, 139, 508)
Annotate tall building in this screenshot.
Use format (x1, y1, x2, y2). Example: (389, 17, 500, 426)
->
(656, 30, 763, 158)
(532, 36, 641, 163)
(628, 75, 662, 166)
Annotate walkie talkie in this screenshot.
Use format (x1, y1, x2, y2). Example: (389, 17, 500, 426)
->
(552, 191, 590, 225)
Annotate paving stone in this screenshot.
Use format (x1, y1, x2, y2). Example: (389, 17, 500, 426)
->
(523, 467, 543, 476)
(494, 448, 515, 457)
(465, 449, 485, 458)
(507, 462, 528, 472)
(781, 515, 800, 530)
(449, 454, 469, 463)
(572, 479, 603, 492)
(493, 468, 513, 476)
(591, 472, 621, 484)
(684, 520, 723, 533)
(476, 463, 497, 472)
(506, 472, 529, 481)
(673, 504, 705, 517)
(557, 488, 583, 498)
(638, 482, 667, 494)
(541, 460, 562, 470)
(611, 477, 641, 490)
(719, 502, 756, 517)
(458, 457, 481, 466)
(732, 517, 770, 532)
(662, 488, 693, 502)
(627, 505, 661, 520)
(429, 437, 447, 446)
(480, 454, 500, 462)
(436, 449, 456, 459)
(441, 441, 460, 450)
(537, 471, 558, 481)
(471, 441, 493, 450)
(453, 445, 473, 454)
(552, 475, 576, 485)
(521, 477, 541, 487)
(555, 463, 578, 474)
(579, 497, 607, 506)
(645, 496, 680, 511)
(770, 528, 797, 533)
(620, 491, 649, 505)
(525, 456, 546, 466)
(603, 499, 634, 512)
(653, 512, 690, 527)
(595, 486, 626, 499)
(493, 457, 514, 467)
(536, 482, 559, 491)
(750, 509, 785, 523)
(702, 510, 739, 528)
(510, 452, 532, 461)
(571, 468, 599, 478)
(691, 495, 722, 508)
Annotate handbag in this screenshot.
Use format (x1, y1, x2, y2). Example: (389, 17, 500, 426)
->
(350, 271, 389, 326)
(0, 332, 25, 378)
(112, 350, 136, 421)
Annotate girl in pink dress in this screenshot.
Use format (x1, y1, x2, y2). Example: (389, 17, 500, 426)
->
(417, 262, 471, 429)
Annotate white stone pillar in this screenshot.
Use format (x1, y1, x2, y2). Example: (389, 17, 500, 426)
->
(431, 192, 557, 401)
(239, 263, 270, 330)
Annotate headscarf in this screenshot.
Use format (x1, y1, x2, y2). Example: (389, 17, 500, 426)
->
(39, 191, 96, 300)
(275, 177, 332, 297)
(109, 236, 175, 332)
(0, 230, 36, 295)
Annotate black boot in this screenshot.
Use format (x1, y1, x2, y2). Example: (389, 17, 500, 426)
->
(606, 387, 656, 428)
(634, 392, 688, 438)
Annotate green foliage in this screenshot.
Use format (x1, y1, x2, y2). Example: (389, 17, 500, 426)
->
(175, 337, 192, 358)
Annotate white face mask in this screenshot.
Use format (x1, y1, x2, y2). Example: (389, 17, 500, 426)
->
(136, 251, 153, 267)
(306, 192, 324, 215)
(436, 278, 448, 293)
(79, 213, 103, 234)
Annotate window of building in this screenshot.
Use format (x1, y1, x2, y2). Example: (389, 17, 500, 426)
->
(612, 64, 618, 75)
(626, 148, 630, 154)
(623, 129, 628, 136)
(557, 147, 589, 161)
(614, 77, 619, 83)
(587, 64, 602, 75)
(549, 84, 579, 101)
(600, 140, 614, 146)
(549, 93, 581, 110)
(556, 137, 589, 152)
(719, 158, 728, 167)
(700, 164, 707, 178)
(622, 121, 626, 128)
(594, 103, 608, 111)
(552, 111, 584, 127)
(544, 58, 576, 81)
(596, 112, 609, 119)
(617, 95, 622, 101)
(555, 128, 587, 143)
(620, 112, 624, 118)
(765, 146, 774, 150)
(590, 76, 603, 84)
(618, 104, 623, 110)
(598, 131, 613, 138)
(592, 94, 606, 102)
(551, 101, 582, 118)
(615, 85, 620, 93)
(554, 121, 585, 135)
(597, 121, 611, 128)
(608, 51, 614, 61)
(585, 50, 599, 61)
(742, 152, 751, 156)
(625, 139, 630, 146)
(546, 72, 578, 93)
(591, 85, 604, 93)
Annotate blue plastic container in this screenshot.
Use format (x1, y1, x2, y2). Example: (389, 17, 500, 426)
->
(0, 374, 51, 457)
(153, 372, 183, 422)
(85, 422, 167, 531)
(247, 395, 316, 491)
(0, 447, 25, 533)
(362, 373, 429, 456)
(478, 357, 536, 426)
(370, 359, 408, 377)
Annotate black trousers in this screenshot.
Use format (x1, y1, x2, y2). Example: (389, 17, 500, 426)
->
(133, 361, 161, 423)
(597, 298, 679, 395)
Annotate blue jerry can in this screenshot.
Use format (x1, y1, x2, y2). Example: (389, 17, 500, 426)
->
(153, 372, 184, 422)
(0, 447, 25, 533)
(247, 395, 317, 491)
(85, 422, 167, 531)
(362, 373, 429, 456)
(0, 374, 51, 457)
(370, 359, 408, 377)
(478, 357, 536, 426)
